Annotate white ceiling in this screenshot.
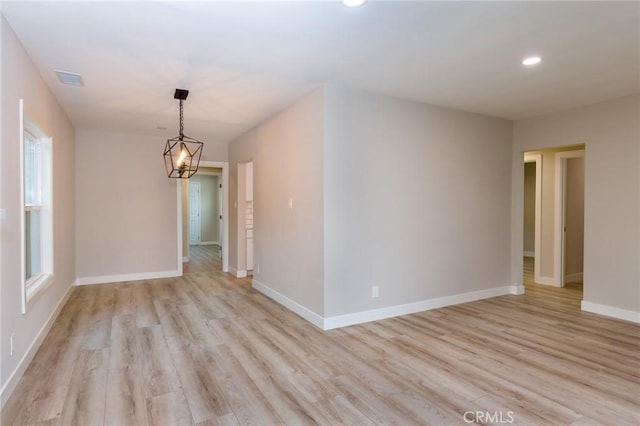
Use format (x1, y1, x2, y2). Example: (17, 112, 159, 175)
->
(3, 1, 639, 144)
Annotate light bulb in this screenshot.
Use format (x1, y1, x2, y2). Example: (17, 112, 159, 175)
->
(342, 0, 367, 7)
(522, 56, 542, 66)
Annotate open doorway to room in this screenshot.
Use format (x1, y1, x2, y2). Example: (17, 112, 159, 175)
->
(180, 161, 229, 274)
(522, 146, 585, 306)
(233, 160, 254, 278)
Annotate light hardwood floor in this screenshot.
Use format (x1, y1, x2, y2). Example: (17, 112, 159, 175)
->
(2, 257, 639, 425)
(183, 245, 222, 275)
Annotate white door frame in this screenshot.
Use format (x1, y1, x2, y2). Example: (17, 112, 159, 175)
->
(554, 150, 585, 287)
(524, 153, 542, 284)
(176, 160, 229, 273)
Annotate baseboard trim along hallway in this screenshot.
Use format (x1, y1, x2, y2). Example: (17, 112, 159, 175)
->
(252, 279, 514, 330)
(75, 270, 180, 286)
(581, 300, 640, 324)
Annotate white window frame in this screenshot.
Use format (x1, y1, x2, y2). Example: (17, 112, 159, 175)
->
(19, 99, 54, 313)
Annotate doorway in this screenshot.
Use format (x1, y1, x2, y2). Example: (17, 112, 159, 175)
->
(557, 151, 585, 287)
(523, 153, 542, 285)
(235, 160, 254, 278)
(177, 161, 229, 274)
(522, 147, 584, 295)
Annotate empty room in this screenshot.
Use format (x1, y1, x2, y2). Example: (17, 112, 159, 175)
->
(1, 1, 639, 425)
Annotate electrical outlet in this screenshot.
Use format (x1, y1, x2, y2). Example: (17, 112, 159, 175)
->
(10, 333, 15, 356)
(288, 198, 293, 209)
(371, 286, 379, 298)
(256, 265, 260, 275)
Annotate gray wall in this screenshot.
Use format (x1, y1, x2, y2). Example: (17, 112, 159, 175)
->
(75, 129, 179, 278)
(523, 162, 536, 254)
(323, 86, 513, 317)
(512, 95, 639, 313)
(228, 88, 325, 315)
(1, 17, 76, 395)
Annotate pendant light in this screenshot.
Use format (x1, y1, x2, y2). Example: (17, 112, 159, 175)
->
(163, 89, 203, 179)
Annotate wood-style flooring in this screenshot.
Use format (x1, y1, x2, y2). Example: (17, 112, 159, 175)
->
(183, 245, 222, 275)
(2, 255, 639, 425)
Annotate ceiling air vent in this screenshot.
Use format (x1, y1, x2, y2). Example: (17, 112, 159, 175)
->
(55, 70, 84, 86)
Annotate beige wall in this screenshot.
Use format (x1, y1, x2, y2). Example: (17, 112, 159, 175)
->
(1, 17, 76, 395)
(512, 95, 639, 313)
(523, 162, 536, 254)
(565, 157, 585, 278)
(75, 129, 179, 279)
(323, 86, 513, 316)
(228, 88, 324, 315)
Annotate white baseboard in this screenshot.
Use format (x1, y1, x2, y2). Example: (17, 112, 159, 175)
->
(1, 283, 74, 408)
(323, 285, 512, 330)
(511, 285, 525, 295)
(252, 280, 512, 331)
(229, 267, 247, 278)
(566, 272, 583, 283)
(252, 279, 324, 329)
(523, 251, 535, 258)
(191, 241, 218, 246)
(75, 270, 180, 286)
(182, 256, 190, 263)
(581, 301, 640, 324)
(535, 275, 560, 287)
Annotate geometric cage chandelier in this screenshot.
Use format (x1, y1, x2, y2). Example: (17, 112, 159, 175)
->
(163, 88, 204, 179)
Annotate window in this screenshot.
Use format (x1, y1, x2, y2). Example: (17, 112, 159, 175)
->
(20, 100, 53, 312)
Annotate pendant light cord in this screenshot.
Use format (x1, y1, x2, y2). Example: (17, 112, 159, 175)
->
(179, 99, 184, 140)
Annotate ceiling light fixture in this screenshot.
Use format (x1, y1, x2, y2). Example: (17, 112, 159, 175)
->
(342, 0, 367, 7)
(522, 56, 542, 66)
(163, 89, 203, 179)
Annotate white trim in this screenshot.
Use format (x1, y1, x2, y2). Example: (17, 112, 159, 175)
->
(566, 272, 583, 283)
(511, 285, 525, 295)
(534, 276, 558, 286)
(229, 267, 247, 278)
(524, 153, 542, 284)
(75, 270, 180, 286)
(176, 182, 183, 276)
(252, 279, 325, 329)
(252, 279, 512, 331)
(323, 286, 512, 330)
(19, 99, 26, 313)
(581, 301, 640, 324)
(554, 149, 585, 287)
(192, 241, 218, 246)
(523, 251, 535, 258)
(1, 283, 74, 408)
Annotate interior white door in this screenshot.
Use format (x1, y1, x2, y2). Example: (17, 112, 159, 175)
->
(189, 181, 201, 244)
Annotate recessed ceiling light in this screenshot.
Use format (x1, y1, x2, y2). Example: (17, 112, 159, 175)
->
(522, 56, 542, 66)
(156, 126, 168, 131)
(342, 0, 367, 7)
(55, 70, 84, 86)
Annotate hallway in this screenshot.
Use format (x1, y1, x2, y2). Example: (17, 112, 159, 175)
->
(183, 245, 222, 274)
(523, 256, 583, 309)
